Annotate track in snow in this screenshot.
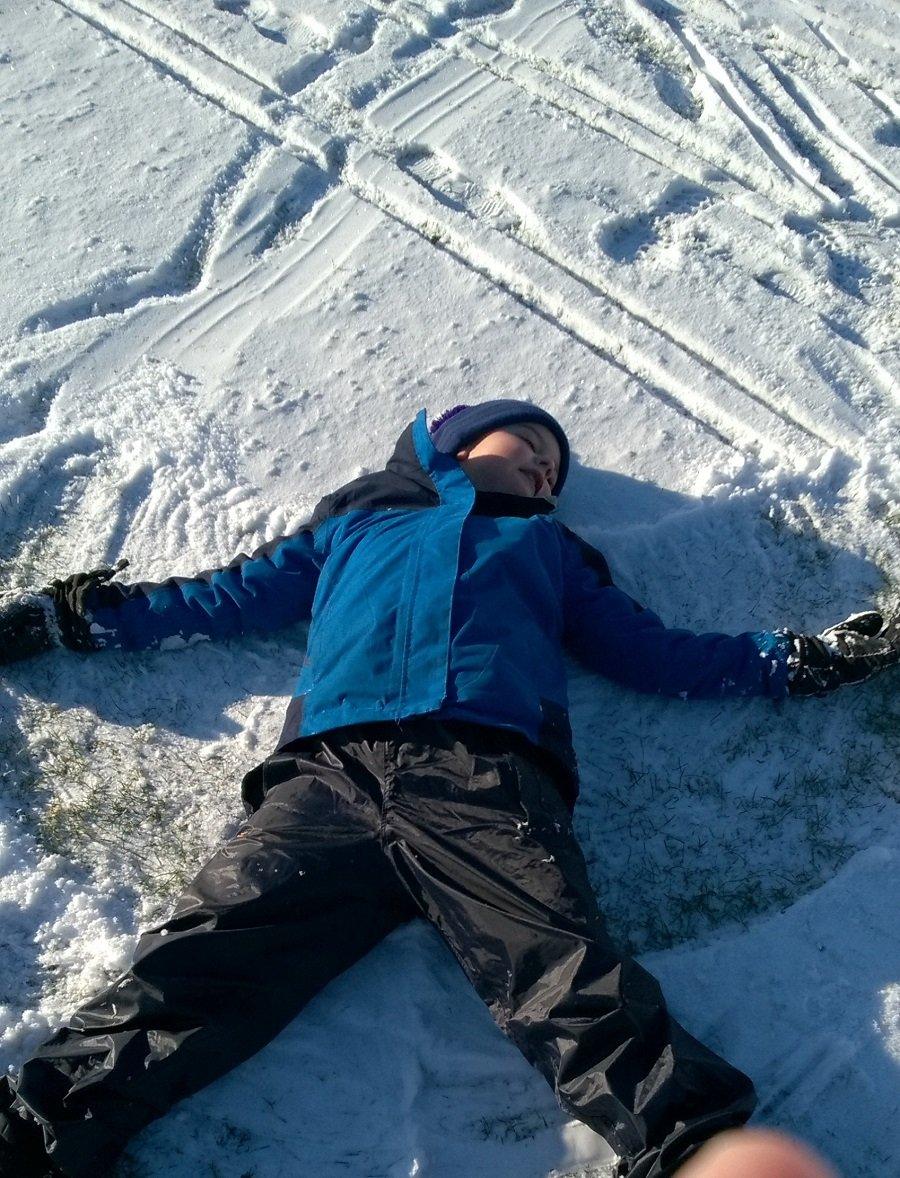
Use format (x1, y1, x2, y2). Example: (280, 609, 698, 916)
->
(19, 140, 265, 337)
(372, 143, 838, 454)
(31, 0, 899, 469)
(51, 0, 339, 166)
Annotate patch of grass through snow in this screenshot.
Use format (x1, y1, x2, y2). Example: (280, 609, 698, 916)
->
(576, 704, 898, 954)
(9, 699, 241, 921)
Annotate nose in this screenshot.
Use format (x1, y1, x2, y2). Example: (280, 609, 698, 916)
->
(538, 455, 556, 486)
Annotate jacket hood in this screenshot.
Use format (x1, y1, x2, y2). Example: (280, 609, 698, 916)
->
(384, 421, 437, 496)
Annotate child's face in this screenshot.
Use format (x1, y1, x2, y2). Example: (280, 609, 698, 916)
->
(455, 422, 561, 499)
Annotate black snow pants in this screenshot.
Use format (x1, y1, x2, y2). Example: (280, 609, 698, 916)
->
(10, 719, 756, 1177)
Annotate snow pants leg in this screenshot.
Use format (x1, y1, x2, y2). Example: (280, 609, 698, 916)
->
(10, 739, 418, 1176)
(376, 723, 757, 1177)
(9, 719, 754, 1178)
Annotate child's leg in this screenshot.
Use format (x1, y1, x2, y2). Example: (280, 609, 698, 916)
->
(7, 743, 414, 1178)
(383, 725, 755, 1178)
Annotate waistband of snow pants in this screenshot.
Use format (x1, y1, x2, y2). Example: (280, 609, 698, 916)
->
(242, 717, 578, 814)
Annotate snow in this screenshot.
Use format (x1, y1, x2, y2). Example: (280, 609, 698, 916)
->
(1, 0, 898, 1175)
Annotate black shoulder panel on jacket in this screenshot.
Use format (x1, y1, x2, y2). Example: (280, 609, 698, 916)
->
(560, 525, 614, 587)
(308, 422, 440, 529)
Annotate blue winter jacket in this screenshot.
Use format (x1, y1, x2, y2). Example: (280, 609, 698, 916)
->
(77, 411, 790, 800)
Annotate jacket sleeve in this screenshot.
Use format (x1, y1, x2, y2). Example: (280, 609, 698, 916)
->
(560, 527, 790, 699)
(57, 526, 322, 653)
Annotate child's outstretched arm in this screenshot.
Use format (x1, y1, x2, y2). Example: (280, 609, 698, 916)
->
(0, 526, 321, 665)
(560, 528, 898, 700)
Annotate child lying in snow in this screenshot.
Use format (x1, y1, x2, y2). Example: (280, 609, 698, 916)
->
(0, 400, 896, 1178)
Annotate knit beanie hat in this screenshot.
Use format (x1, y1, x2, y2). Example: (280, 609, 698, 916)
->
(429, 400, 570, 495)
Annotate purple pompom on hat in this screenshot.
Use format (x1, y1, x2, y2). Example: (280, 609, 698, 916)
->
(429, 399, 570, 495)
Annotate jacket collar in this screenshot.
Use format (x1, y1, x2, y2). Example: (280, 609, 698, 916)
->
(384, 420, 441, 499)
(411, 410, 476, 507)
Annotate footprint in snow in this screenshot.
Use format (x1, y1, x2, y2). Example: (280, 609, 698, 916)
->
(597, 180, 711, 264)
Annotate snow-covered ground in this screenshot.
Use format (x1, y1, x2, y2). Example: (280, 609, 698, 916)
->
(1, 0, 898, 1174)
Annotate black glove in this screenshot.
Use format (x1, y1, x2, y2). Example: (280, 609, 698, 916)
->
(785, 611, 900, 697)
(0, 591, 60, 665)
(0, 559, 128, 666)
(43, 559, 129, 651)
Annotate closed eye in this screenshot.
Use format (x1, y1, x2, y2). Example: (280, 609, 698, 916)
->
(516, 427, 557, 487)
